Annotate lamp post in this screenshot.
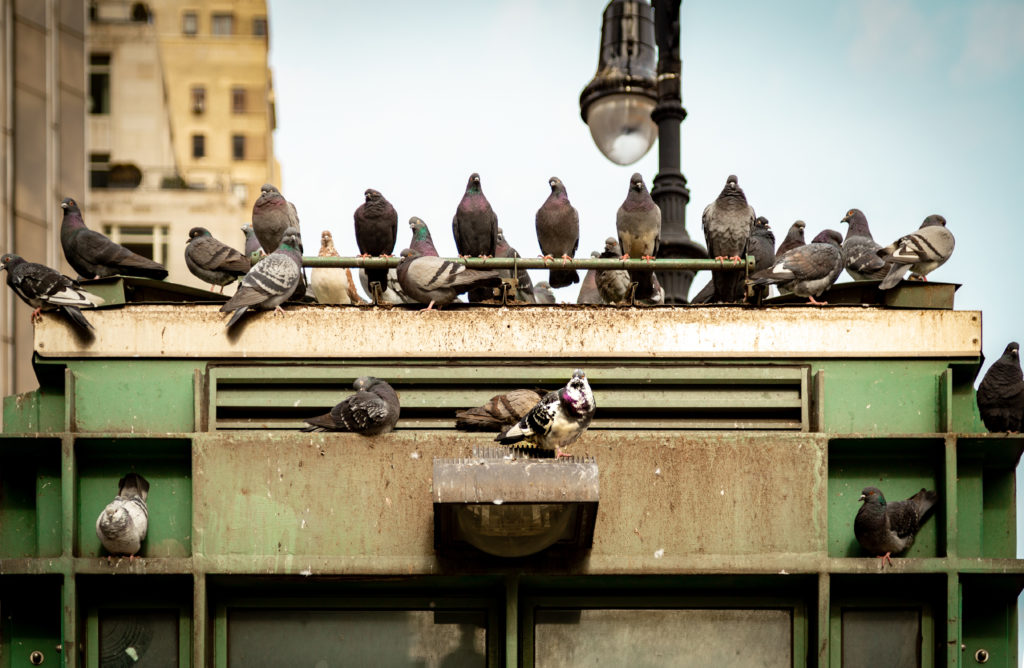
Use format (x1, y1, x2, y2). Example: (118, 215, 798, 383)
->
(580, 0, 706, 303)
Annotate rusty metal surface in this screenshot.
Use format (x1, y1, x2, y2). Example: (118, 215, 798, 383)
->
(432, 449, 599, 504)
(33, 304, 982, 359)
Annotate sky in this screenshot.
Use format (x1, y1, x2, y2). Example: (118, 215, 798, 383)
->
(265, 0, 1024, 593)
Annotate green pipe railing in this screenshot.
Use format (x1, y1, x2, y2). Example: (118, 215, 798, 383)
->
(300, 255, 755, 272)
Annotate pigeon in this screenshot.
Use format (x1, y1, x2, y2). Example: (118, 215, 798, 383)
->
(302, 376, 400, 434)
(876, 215, 955, 290)
(219, 226, 302, 329)
(596, 238, 630, 305)
(184, 227, 250, 293)
(576, 251, 602, 304)
(251, 184, 307, 300)
(95, 472, 149, 557)
(689, 279, 715, 304)
(775, 220, 807, 260)
(702, 175, 754, 302)
(854, 486, 938, 565)
(396, 248, 502, 310)
(452, 172, 498, 258)
(354, 188, 398, 294)
(59, 198, 168, 280)
(358, 267, 412, 304)
(408, 217, 440, 257)
(1, 252, 104, 331)
(455, 388, 547, 431)
(976, 342, 1024, 432)
(535, 176, 580, 288)
(745, 216, 776, 302)
(496, 369, 596, 458)
(616, 173, 662, 301)
(533, 281, 556, 304)
(241, 224, 264, 266)
(840, 209, 889, 281)
(750, 229, 845, 304)
(495, 227, 536, 303)
(311, 230, 361, 305)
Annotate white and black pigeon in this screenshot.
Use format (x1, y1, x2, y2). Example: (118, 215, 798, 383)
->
(840, 209, 889, 281)
(219, 226, 302, 329)
(751, 229, 844, 305)
(96, 472, 149, 558)
(977, 342, 1024, 432)
(496, 369, 595, 458)
(702, 175, 755, 302)
(854, 486, 938, 566)
(396, 248, 502, 310)
(876, 214, 954, 290)
(1, 252, 104, 331)
(302, 377, 400, 434)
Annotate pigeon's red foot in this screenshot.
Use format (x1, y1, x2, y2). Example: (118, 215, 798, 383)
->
(877, 552, 894, 567)
(418, 301, 438, 312)
(274, 306, 287, 316)
(807, 295, 828, 306)
(555, 448, 573, 459)
(540, 254, 554, 262)
(30, 308, 44, 323)
(358, 253, 372, 258)
(620, 254, 631, 260)
(560, 254, 573, 267)
(642, 254, 656, 263)
(379, 253, 393, 258)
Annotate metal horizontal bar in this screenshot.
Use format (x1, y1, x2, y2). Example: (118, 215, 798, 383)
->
(300, 255, 754, 272)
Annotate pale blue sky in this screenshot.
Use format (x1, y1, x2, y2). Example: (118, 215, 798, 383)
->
(266, 0, 1024, 571)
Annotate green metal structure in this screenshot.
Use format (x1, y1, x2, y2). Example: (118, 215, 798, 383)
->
(1, 279, 1020, 666)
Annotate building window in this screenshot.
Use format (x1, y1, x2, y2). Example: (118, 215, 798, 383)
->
(89, 153, 110, 189)
(252, 17, 267, 37)
(232, 182, 248, 204)
(191, 86, 205, 114)
(182, 11, 197, 35)
(231, 135, 245, 160)
(192, 134, 205, 159)
(88, 53, 111, 115)
(231, 87, 246, 114)
(101, 224, 170, 265)
(211, 13, 233, 35)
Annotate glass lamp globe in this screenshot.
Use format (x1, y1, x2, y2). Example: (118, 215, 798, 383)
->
(585, 93, 658, 166)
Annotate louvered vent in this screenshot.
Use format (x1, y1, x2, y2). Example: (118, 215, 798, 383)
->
(204, 364, 812, 431)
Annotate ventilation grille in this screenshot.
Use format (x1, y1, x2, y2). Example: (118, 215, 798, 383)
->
(205, 364, 811, 432)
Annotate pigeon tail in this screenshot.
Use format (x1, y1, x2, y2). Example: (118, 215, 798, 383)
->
(878, 263, 909, 290)
(61, 305, 94, 331)
(548, 268, 579, 289)
(629, 269, 658, 301)
(909, 488, 939, 519)
(225, 305, 250, 330)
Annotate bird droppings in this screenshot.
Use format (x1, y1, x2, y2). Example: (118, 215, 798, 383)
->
(654, 467, 661, 476)
(410, 451, 420, 459)
(293, 398, 301, 407)
(779, 569, 789, 575)
(299, 568, 312, 576)
(493, 498, 504, 505)
(300, 519, 306, 529)
(720, 489, 725, 495)
(653, 549, 664, 559)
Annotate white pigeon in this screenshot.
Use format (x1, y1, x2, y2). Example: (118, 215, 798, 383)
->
(96, 472, 149, 558)
(496, 369, 596, 458)
(311, 231, 361, 305)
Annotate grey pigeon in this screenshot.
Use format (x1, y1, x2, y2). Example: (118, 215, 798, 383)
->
(751, 229, 845, 304)
(455, 388, 547, 431)
(396, 248, 502, 310)
(775, 220, 806, 260)
(535, 176, 580, 288)
(302, 376, 400, 434)
(840, 209, 889, 281)
(219, 226, 302, 329)
(876, 215, 954, 290)
(744, 216, 776, 302)
(616, 173, 661, 301)
(576, 251, 602, 304)
(496, 369, 596, 458)
(496, 227, 536, 303)
(408, 217, 440, 257)
(452, 172, 498, 258)
(702, 175, 754, 302)
(311, 231, 361, 305)
(96, 472, 149, 557)
(854, 486, 938, 565)
(184, 227, 250, 293)
(241, 224, 265, 266)
(533, 281, 556, 305)
(359, 267, 412, 304)
(1, 252, 104, 331)
(60, 198, 168, 280)
(354, 188, 398, 293)
(977, 342, 1024, 432)
(251, 184, 306, 300)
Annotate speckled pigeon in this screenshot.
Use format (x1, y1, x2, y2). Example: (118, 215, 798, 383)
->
(977, 342, 1024, 432)
(702, 175, 754, 302)
(616, 173, 661, 301)
(876, 215, 955, 290)
(775, 220, 807, 260)
(184, 227, 250, 293)
(455, 388, 547, 431)
(535, 176, 580, 288)
(408, 217, 439, 257)
(311, 231, 361, 305)
(251, 184, 306, 300)
(452, 172, 498, 258)
(840, 209, 889, 281)
(396, 248, 501, 310)
(533, 281, 556, 305)
(751, 229, 844, 304)
(219, 226, 302, 329)
(577, 251, 602, 304)
(854, 486, 937, 565)
(96, 473, 149, 557)
(496, 227, 536, 304)
(354, 188, 398, 293)
(60, 198, 168, 280)
(241, 224, 265, 266)
(1, 252, 104, 331)
(302, 376, 400, 434)
(496, 369, 596, 458)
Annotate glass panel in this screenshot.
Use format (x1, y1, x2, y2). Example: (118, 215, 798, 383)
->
(181, 12, 197, 35)
(842, 608, 920, 668)
(231, 134, 245, 160)
(535, 608, 791, 668)
(192, 134, 205, 158)
(211, 13, 233, 36)
(228, 609, 487, 668)
(253, 17, 267, 37)
(99, 610, 178, 668)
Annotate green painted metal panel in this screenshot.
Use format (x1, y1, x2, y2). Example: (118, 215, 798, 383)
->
(961, 576, 1023, 668)
(70, 361, 199, 433)
(0, 578, 63, 668)
(0, 442, 61, 558)
(2, 386, 67, 434)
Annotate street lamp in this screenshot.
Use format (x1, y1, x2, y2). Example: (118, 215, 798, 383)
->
(580, 0, 707, 303)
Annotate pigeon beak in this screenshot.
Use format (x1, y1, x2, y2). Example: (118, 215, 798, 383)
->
(858, 494, 866, 502)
